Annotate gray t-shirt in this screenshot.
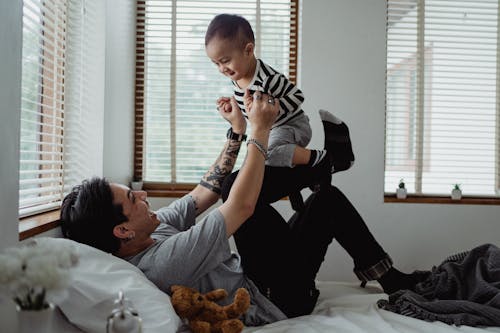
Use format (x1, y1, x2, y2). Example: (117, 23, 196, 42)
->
(125, 195, 286, 326)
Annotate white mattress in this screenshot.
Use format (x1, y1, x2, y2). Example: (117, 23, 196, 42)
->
(243, 281, 500, 333)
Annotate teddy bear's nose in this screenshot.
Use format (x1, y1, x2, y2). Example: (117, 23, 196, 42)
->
(197, 296, 203, 301)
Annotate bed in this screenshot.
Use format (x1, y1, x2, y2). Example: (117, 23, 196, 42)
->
(8, 237, 500, 333)
(244, 281, 500, 333)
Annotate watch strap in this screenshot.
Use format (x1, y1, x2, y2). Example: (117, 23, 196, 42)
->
(226, 128, 247, 142)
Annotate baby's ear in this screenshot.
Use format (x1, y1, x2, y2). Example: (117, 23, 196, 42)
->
(244, 42, 254, 56)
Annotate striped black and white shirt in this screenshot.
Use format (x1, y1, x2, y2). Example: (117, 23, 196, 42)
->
(233, 59, 305, 128)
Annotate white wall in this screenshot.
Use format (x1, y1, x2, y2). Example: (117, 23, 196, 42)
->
(0, 1, 23, 327)
(0, 1, 22, 250)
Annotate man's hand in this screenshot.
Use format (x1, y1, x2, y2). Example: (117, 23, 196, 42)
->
(243, 89, 253, 114)
(246, 91, 279, 134)
(217, 96, 246, 135)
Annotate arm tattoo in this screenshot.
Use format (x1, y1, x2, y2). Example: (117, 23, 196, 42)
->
(200, 139, 241, 194)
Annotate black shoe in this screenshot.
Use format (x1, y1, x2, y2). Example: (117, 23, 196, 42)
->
(378, 268, 432, 294)
(289, 191, 305, 211)
(319, 109, 355, 173)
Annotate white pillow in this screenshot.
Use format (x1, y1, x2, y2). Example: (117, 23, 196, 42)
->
(34, 237, 182, 333)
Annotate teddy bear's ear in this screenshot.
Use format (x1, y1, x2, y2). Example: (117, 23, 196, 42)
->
(171, 285, 182, 293)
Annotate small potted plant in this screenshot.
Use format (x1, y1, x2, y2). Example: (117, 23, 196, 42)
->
(130, 175, 143, 191)
(451, 183, 462, 200)
(396, 178, 407, 199)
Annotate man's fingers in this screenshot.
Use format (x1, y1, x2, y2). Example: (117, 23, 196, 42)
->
(229, 96, 239, 109)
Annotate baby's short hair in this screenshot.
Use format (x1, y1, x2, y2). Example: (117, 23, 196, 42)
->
(205, 14, 255, 47)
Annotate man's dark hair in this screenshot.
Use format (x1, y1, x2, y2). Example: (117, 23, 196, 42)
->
(60, 177, 127, 253)
(205, 13, 255, 47)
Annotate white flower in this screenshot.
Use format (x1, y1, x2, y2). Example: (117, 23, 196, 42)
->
(0, 240, 79, 310)
(0, 253, 23, 284)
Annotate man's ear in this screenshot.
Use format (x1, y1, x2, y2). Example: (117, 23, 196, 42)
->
(113, 225, 130, 239)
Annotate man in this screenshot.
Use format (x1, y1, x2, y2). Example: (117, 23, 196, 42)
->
(61, 91, 424, 326)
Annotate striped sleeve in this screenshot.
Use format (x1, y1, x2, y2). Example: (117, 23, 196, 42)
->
(262, 73, 304, 119)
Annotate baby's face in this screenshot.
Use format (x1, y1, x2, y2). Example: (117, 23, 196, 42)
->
(206, 37, 254, 82)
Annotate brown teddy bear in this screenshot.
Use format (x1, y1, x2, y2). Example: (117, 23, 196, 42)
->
(170, 285, 251, 333)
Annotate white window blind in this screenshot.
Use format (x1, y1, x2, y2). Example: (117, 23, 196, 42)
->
(385, 0, 500, 197)
(19, 0, 104, 217)
(135, 0, 298, 184)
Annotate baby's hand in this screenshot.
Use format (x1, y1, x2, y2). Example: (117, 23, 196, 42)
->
(217, 97, 246, 134)
(216, 97, 232, 113)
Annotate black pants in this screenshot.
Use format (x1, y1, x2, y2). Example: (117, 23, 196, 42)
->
(221, 162, 389, 318)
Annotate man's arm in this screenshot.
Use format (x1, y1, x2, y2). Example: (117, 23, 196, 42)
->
(188, 96, 247, 216)
(218, 91, 278, 237)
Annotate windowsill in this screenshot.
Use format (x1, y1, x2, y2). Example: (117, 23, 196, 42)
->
(143, 182, 194, 197)
(146, 184, 500, 206)
(143, 186, 291, 201)
(19, 209, 61, 240)
(145, 189, 192, 197)
(21, 192, 497, 240)
(17, 187, 193, 240)
(146, 185, 500, 205)
(384, 195, 500, 205)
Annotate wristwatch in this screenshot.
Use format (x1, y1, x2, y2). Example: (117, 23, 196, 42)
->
(226, 127, 247, 142)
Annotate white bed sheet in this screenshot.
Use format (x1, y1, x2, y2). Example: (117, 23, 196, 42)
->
(7, 278, 499, 332)
(243, 281, 500, 333)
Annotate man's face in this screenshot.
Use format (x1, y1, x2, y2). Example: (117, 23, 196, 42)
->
(110, 183, 160, 238)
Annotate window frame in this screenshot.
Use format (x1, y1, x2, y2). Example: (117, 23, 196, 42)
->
(384, 0, 500, 205)
(133, 0, 300, 196)
(18, 0, 105, 237)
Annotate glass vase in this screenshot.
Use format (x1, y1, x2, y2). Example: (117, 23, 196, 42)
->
(16, 303, 54, 333)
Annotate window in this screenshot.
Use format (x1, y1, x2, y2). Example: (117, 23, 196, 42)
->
(134, 0, 299, 188)
(385, 0, 500, 198)
(19, 0, 104, 217)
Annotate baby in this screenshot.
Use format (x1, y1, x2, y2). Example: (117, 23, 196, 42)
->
(205, 13, 354, 173)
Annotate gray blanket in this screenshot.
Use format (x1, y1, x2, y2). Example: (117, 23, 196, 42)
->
(377, 243, 500, 327)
